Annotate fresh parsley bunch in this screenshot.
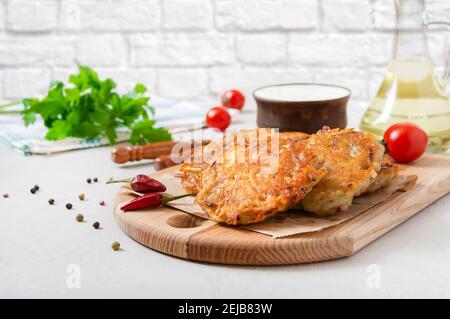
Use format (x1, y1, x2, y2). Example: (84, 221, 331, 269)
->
(20, 65, 171, 145)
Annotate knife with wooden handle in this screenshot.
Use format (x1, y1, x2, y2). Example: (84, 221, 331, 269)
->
(153, 154, 177, 171)
(111, 140, 210, 165)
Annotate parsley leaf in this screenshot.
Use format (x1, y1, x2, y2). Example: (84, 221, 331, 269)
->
(129, 120, 172, 145)
(20, 65, 171, 145)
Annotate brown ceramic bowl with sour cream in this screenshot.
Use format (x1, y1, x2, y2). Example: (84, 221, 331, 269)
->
(254, 83, 351, 133)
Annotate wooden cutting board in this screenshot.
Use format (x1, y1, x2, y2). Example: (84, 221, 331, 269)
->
(113, 153, 450, 265)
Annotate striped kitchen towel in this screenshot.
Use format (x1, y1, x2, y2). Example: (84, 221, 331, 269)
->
(0, 97, 224, 155)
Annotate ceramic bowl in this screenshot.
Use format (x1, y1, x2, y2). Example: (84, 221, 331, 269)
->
(254, 83, 351, 133)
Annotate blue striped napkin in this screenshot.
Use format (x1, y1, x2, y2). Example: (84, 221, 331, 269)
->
(0, 97, 214, 155)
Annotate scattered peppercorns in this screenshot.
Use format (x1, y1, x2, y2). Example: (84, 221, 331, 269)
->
(111, 242, 120, 251)
(66, 203, 73, 210)
(78, 193, 85, 201)
(93, 177, 98, 183)
(93, 222, 100, 229)
(99, 200, 106, 206)
(3, 193, 9, 198)
(75, 214, 84, 222)
(48, 198, 55, 205)
(87, 178, 92, 184)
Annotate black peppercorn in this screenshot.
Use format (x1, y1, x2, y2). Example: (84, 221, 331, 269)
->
(87, 178, 92, 184)
(3, 193, 9, 198)
(33, 185, 39, 191)
(30, 188, 37, 194)
(93, 222, 100, 229)
(66, 203, 73, 210)
(93, 177, 98, 183)
(48, 199, 55, 205)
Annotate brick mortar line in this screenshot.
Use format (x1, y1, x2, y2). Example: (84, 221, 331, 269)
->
(0, 0, 447, 101)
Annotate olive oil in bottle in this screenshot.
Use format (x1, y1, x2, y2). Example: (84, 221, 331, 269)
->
(360, 58, 450, 152)
(360, 0, 450, 153)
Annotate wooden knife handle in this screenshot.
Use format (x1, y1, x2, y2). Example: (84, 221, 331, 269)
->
(111, 141, 177, 164)
(153, 155, 177, 171)
(111, 140, 210, 164)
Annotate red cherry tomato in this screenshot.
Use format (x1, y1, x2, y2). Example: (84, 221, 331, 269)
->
(206, 107, 231, 131)
(383, 123, 428, 164)
(222, 89, 245, 110)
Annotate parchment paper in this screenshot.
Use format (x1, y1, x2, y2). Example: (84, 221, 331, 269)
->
(120, 172, 417, 239)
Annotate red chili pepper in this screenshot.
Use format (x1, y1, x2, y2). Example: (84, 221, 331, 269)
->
(131, 174, 166, 193)
(121, 193, 191, 212)
(107, 174, 167, 193)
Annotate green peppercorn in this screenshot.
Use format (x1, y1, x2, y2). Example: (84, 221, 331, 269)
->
(48, 199, 55, 205)
(93, 222, 100, 229)
(66, 203, 73, 210)
(111, 242, 120, 251)
(75, 214, 84, 222)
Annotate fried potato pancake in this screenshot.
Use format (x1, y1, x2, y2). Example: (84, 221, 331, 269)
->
(179, 131, 311, 194)
(362, 155, 399, 194)
(181, 129, 326, 225)
(179, 128, 394, 223)
(299, 128, 385, 216)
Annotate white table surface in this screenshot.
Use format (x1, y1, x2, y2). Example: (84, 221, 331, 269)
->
(1, 110, 450, 299)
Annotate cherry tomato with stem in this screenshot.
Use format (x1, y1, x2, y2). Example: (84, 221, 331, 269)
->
(383, 123, 428, 164)
(206, 107, 231, 131)
(222, 89, 245, 110)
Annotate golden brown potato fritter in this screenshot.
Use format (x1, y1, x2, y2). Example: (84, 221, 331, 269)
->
(299, 128, 385, 216)
(362, 155, 399, 194)
(179, 128, 396, 223)
(180, 129, 326, 225)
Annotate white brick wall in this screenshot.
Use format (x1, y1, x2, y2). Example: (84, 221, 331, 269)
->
(0, 0, 448, 126)
(7, 0, 58, 32)
(163, 0, 212, 30)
